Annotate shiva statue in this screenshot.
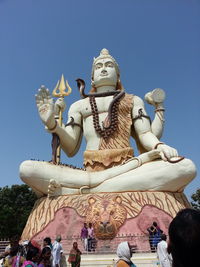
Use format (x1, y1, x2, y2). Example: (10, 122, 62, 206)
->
(19, 49, 196, 197)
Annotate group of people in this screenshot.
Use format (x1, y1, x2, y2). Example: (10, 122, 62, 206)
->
(80, 223, 96, 252)
(115, 208, 200, 267)
(1, 208, 199, 267)
(0, 235, 63, 267)
(0, 222, 96, 267)
(0, 235, 82, 267)
(0, 238, 51, 267)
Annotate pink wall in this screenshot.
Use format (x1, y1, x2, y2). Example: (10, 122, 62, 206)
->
(33, 204, 172, 253)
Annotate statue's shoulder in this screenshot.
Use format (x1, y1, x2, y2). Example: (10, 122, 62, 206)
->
(68, 98, 89, 115)
(132, 95, 145, 106)
(123, 93, 144, 107)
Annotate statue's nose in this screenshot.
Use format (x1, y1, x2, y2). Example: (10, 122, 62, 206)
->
(101, 221, 109, 227)
(101, 69, 107, 74)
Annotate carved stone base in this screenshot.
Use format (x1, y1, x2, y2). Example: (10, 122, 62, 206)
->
(21, 191, 190, 252)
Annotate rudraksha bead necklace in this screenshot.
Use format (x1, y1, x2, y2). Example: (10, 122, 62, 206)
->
(89, 93, 124, 139)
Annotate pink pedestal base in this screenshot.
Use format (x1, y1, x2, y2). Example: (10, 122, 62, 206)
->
(21, 191, 190, 252)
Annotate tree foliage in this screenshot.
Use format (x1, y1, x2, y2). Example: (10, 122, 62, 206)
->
(191, 188, 200, 210)
(0, 184, 37, 238)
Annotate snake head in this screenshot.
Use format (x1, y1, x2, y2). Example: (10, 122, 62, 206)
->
(76, 78, 86, 98)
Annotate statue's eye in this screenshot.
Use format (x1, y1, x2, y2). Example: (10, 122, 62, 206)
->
(95, 212, 99, 216)
(106, 62, 114, 68)
(110, 211, 114, 215)
(95, 63, 102, 70)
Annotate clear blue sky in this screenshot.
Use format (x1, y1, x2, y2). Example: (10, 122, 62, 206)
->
(0, 0, 199, 199)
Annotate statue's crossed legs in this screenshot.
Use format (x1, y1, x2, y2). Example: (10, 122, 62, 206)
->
(19, 150, 196, 197)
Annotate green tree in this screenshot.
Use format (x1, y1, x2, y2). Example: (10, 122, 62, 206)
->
(191, 188, 200, 210)
(0, 184, 37, 238)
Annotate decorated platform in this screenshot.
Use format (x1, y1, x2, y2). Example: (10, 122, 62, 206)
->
(21, 191, 190, 252)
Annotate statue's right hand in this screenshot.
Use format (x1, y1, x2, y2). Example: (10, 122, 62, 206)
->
(35, 86, 56, 129)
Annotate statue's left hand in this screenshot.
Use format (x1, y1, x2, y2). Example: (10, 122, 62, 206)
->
(156, 144, 178, 161)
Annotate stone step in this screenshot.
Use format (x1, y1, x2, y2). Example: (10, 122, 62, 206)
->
(65, 253, 159, 267)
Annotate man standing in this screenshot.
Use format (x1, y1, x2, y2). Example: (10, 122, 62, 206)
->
(157, 234, 171, 267)
(80, 223, 88, 251)
(87, 223, 95, 252)
(52, 235, 63, 267)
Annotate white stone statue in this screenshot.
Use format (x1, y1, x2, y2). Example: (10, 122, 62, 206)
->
(20, 49, 196, 197)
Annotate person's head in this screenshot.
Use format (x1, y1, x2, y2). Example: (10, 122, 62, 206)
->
(88, 222, 92, 228)
(10, 245, 20, 257)
(161, 234, 167, 241)
(10, 235, 20, 247)
(73, 242, 78, 250)
(116, 241, 133, 262)
(43, 237, 51, 247)
(91, 49, 122, 91)
(153, 222, 157, 227)
(26, 241, 40, 263)
(39, 246, 51, 262)
(168, 208, 200, 267)
(56, 235, 62, 242)
(84, 223, 87, 228)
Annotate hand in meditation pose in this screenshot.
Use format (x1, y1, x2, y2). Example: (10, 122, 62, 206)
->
(20, 49, 196, 197)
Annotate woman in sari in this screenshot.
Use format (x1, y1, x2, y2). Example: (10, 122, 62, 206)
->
(68, 242, 81, 267)
(115, 241, 137, 267)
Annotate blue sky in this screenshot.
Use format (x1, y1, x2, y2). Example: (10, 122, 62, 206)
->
(0, 0, 199, 200)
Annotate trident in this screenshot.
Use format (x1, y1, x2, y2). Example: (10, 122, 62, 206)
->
(51, 74, 72, 164)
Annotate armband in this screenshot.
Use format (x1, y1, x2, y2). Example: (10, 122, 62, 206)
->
(133, 108, 151, 123)
(65, 116, 83, 131)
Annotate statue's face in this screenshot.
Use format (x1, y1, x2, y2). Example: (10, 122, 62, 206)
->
(93, 58, 118, 88)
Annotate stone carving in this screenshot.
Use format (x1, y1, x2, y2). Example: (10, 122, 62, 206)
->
(21, 191, 190, 241)
(85, 195, 127, 239)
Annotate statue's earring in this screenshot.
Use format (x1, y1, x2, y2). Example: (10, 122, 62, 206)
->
(90, 79, 97, 93)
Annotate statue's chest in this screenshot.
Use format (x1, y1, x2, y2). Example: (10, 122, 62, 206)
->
(81, 96, 113, 117)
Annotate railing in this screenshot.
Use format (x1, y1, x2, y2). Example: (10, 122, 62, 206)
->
(35, 234, 160, 254)
(0, 234, 162, 254)
(0, 239, 9, 254)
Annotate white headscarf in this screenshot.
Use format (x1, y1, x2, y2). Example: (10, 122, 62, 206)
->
(116, 241, 131, 263)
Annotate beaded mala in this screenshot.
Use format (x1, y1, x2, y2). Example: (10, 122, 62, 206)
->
(89, 91, 124, 139)
(76, 78, 125, 139)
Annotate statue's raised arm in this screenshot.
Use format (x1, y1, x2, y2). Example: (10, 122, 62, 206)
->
(132, 95, 178, 161)
(36, 85, 83, 158)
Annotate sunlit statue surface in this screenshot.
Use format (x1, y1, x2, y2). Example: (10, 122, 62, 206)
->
(20, 49, 196, 197)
